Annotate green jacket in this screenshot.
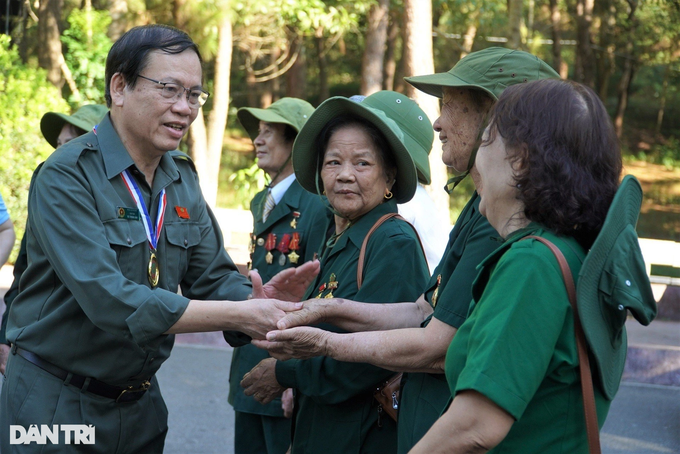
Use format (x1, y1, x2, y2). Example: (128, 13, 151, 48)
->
(6, 113, 251, 387)
(445, 225, 611, 453)
(397, 192, 499, 453)
(228, 180, 330, 416)
(275, 199, 429, 454)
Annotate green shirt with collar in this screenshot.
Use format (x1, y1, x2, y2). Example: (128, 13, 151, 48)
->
(445, 225, 611, 453)
(275, 199, 429, 454)
(6, 113, 252, 387)
(228, 180, 330, 416)
(397, 192, 499, 453)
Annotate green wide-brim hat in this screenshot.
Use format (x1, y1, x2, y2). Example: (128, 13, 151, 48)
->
(292, 96, 418, 204)
(577, 175, 657, 399)
(40, 104, 109, 148)
(237, 97, 315, 142)
(361, 91, 433, 185)
(404, 47, 560, 100)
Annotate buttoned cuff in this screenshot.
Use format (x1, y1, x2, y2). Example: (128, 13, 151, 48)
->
(275, 359, 300, 389)
(126, 291, 190, 346)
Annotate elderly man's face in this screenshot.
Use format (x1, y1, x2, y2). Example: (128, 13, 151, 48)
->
(433, 87, 492, 172)
(111, 49, 202, 160)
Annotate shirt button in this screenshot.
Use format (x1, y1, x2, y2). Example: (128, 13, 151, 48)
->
(184, 239, 188, 246)
(127, 237, 132, 245)
(625, 280, 631, 287)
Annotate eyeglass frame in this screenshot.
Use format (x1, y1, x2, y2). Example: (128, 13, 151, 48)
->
(137, 74, 210, 108)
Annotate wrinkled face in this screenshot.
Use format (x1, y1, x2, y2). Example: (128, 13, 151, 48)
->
(321, 125, 394, 221)
(476, 126, 522, 234)
(56, 123, 85, 148)
(110, 49, 202, 160)
(433, 87, 492, 172)
(254, 121, 293, 176)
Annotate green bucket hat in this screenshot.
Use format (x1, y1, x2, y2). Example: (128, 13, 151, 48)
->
(292, 96, 417, 204)
(237, 97, 315, 142)
(577, 175, 656, 399)
(40, 104, 109, 149)
(360, 91, 433, 185)
(404, 47, 560, 100)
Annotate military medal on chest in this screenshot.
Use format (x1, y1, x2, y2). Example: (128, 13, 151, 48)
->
(288, 232, 301, 264)
(265, 233, 277, 264)
(120, 169, 167, 288)
(290, 211, 301, 229)
(277, 234, 291, 266)
(431, 274, 442, 307)
(325, 273, 339, 299)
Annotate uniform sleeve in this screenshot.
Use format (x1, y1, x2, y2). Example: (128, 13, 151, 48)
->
(276, 226, 428, 404)
(30, 160, 189, 347)
(433, 215, 498, 329)
(453, 246, 570, 420)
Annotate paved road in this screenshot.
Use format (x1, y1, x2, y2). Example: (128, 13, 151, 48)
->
(158, 344, 680, 454)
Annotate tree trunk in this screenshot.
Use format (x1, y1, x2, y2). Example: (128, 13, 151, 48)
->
(190, 16, 233, 208)
(286, 38, 306, 98)
(172, 0, 187, 30)
(403, 0, 448, 217)
(507, 0, 523, 50)
(461, 8, 480, 58)
(38, 0, 64, 89)
(549, 0, 562, 73)
(383, 10, 399, 91)
(596, 0, 616, 99)
(575, 0, 595, 87)
(614, 0, 638, 139)
(315, 28, 329, 104)
(107, 0, 128, 41)
(360, 0, 389, 96)
(655, 64, 670, 137)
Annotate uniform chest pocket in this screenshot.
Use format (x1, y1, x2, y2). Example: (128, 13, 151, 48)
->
(163, 222, 201, 282)
(103, 219, 148, 279)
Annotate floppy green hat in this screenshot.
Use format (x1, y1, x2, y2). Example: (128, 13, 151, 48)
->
(577, 175, 656, 399)
(40, 104, 109, 148)
(292, 96, 418, 204)
(404, 47, 560, 100)
(360, 91, 433, 185)
(237, 97, 315, 142)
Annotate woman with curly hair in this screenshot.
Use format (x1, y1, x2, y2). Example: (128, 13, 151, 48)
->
(410, 78, 622, 453)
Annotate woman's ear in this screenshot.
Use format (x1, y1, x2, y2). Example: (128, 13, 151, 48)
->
(385, 169, 397, 190)
(109, 73, 127, 107)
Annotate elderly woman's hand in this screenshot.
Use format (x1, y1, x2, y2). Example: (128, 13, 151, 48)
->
(253, 260, 321, 302)
(241, 358, 286, 404)
(251, 327, 332, 361)
(275, 298, 335, 330)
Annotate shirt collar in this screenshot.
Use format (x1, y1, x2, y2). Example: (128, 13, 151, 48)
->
(96, 113, 180, 184)
(269, 173, 296, 204)
(328, 199, 399, 255)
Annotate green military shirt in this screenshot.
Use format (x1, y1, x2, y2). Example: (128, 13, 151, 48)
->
(228, 180, 330, 416)
(445, 225, 611, 453)
(275, 199, 429, 454)
(397, 192, 499, 453)
(7, 113, 252, 387)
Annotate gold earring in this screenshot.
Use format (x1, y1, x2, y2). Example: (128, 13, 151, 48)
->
(323, 190, 326, 195)
(384, 190, 393, 200)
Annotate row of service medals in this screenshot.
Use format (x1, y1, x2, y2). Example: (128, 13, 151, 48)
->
(249, 212, 302, 267)
(316, 273, 339, 299)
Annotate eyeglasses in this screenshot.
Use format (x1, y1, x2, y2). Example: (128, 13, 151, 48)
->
(137, 74, 210, 108)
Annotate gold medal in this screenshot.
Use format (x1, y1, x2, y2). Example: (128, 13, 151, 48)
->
(265, 251, 273, 264)
(288, 251, 300, 264)
(324, 291, 334, 299)
(148, 251, 159, 287)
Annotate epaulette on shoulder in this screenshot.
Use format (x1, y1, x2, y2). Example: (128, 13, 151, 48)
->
(48, 134, 98, 166)
(169, 150, 197, 172)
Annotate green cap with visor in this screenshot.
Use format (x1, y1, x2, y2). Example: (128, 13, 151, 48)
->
(237, 97, 315, 142)
(40, 104, 109, 149)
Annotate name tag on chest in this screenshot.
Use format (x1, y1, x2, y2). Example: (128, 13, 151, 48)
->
(117, 207, 141, 221)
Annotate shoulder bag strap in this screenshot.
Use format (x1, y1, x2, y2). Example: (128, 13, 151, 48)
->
(357, 213, 426, 290)
(525, 235, 601, 454)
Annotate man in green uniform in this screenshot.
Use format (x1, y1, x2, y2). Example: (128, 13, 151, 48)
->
(0, 103, 108, 374)
(227, 98, 329, 454)
(256, 48, 560, 453)
(0, 24, 316, 454)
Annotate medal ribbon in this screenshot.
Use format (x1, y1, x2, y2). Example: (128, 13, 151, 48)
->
(121, 169, 167, 250)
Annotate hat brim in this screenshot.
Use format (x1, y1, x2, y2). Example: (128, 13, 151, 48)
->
(40, 112, 92, 148)
(237, 107, 297, 142)
(292, 97, 417, 204)
(404, 72, 499, 101)
(576, 175, 657, 399)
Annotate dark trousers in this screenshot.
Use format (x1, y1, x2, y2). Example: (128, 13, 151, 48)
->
(234, 410, 291, 454)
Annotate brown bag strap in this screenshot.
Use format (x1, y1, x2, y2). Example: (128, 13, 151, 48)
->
(357, 213, 426, 289)
(526, 236, 601, 454)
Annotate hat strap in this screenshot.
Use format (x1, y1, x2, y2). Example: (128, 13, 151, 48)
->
(265, 153, 293, 189)
(524, 235, 602, 454)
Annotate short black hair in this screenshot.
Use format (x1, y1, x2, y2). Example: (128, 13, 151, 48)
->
(104, 24, 202, 107)
(283, 125, 297, 144)
(487, 79, 622, 247)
